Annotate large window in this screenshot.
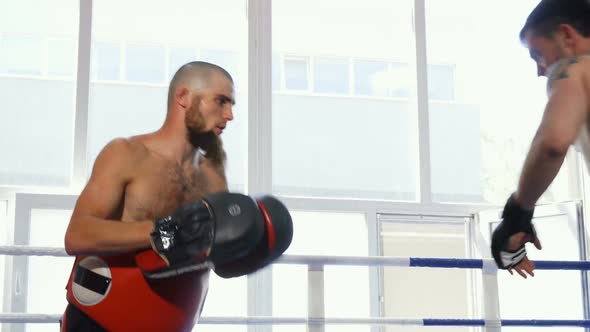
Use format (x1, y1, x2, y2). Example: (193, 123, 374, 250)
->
(272, 212, 370, 332)
(380, 215, 474, 332)
(2, 1, 590, 331)
(425, 0, 575, 204)
(0, 0, 78, 187)
(272, 0, 419, 201)
(87, 0, 248, 192)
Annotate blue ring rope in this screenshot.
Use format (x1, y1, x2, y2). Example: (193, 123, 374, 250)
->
(423, 319, 590, 327)
(409, 257, 590, 270)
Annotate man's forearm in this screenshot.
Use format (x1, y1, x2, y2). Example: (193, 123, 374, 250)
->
(65, 218, 154, 255)
(515, 139, 567, 209)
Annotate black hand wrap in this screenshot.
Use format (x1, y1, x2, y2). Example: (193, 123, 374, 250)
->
(150, 201, 214, 266)
(136, 193, 265, 279)
(491, 194, 536, 269)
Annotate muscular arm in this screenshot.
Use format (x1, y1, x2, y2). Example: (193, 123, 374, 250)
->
(515, 59, 589, 209)
(64, 139, 153, 255)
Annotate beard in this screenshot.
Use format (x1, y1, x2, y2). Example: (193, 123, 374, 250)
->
(185, 101, 225, 166)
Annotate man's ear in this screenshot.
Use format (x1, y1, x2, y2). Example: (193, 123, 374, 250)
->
(558, 24, 578, 48)
(175, 86, 191, 109)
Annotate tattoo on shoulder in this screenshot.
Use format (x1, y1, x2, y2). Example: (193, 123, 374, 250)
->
(549, 57, 579, 88)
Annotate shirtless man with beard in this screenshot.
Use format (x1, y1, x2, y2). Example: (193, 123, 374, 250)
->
(60, 61, 283, 331)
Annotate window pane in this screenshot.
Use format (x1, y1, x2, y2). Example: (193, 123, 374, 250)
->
(497, 213, 584, 322)
(388, 63, 413, 98)
(125, 43, 165, 83)
(314, 57, 348, 94)
(92, 41, 120, 81)
(0, 35, 43, 75)
(29, 208, 71, 247)
(0, 0, 78, 187)
(427, 64, 454, 101)
(380, 216, 473, 332)
(88, 0, 247, 192)
(354, 61, 414, 98)
(197, 273, 247, 332)
(425, 0, 574, 204)
(354, 60, 389, 97)
(273, 212, 369, 332)
(284, 57, 309, 91)
(272, 0, 418, 201)
(47, 38, 76, 77)
(25, 209, 74, 332)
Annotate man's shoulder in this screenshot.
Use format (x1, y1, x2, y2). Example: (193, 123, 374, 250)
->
(87, 137, 152, 182)
(99, 137, 150, 164)
(579, 54, 590, 83)
(545, 55, 590, 92)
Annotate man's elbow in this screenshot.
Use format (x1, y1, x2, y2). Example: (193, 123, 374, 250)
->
(540, 138, 571, 158)
(64, 227, 94, 256)
(64, 230, 81, 256)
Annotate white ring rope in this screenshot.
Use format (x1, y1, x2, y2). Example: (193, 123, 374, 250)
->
(0, 315, 426, 325)
(1, 245, 589, 271)
(1, 314, 590, 327)
(0, 245, 68, 257)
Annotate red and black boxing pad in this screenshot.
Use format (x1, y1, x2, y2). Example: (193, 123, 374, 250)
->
(136, 193, 266, 279)
(213, 195, 293, 279)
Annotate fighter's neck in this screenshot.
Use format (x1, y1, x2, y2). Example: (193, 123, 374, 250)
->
(150, 127, 198, 166)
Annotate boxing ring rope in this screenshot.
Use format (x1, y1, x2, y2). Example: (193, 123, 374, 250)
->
(1, 313, 590, 327)
(3, 245, 590, 270)
(1, 245, 590, 329)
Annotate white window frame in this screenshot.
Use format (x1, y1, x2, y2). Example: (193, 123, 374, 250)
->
(2, 193, 77, 332)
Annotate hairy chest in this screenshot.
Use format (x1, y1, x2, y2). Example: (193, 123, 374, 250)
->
(123, 162, 208, 221)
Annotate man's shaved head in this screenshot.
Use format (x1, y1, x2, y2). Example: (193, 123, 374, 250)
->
(167, 61, 234, 110)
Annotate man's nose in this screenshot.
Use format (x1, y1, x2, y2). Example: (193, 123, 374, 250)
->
(224, 107, 234, 121)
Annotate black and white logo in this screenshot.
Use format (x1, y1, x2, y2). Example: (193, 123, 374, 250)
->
(72, 256, 112, 306)
(228, 204, 241, 217)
